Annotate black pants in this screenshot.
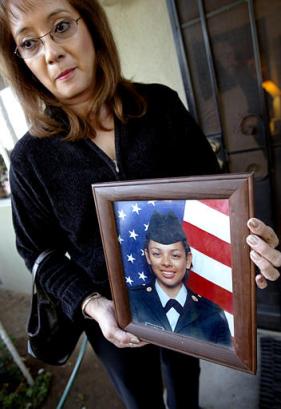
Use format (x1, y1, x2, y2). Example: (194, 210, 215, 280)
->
(85, 321, 200, 409)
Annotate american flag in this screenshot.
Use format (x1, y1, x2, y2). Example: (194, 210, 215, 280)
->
(114, 199, 234, 336)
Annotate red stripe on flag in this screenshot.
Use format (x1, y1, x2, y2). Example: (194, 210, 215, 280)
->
(183, 221, 232, 267)
(199, 199, 229, 215)
(187, 271, 233, 314)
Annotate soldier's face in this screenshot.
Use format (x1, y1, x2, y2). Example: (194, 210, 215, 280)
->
(145, 240, 192, 293)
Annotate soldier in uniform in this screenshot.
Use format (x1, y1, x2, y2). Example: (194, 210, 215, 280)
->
(129, 210, 232, 346)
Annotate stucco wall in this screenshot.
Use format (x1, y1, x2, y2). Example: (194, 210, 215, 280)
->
(103, 0, 186, 104)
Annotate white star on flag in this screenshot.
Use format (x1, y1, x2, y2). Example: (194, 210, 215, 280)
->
(140, 249, 145, 256)
(144, 223, 149, 231)
(126, 276, 134, 285)
(118, 209, 126, 221)
(129, 230, 138, 240)
(127, 254, 136, 263)
(118, 235, 124, 244)
(138, 272, 147, 281)
(148, 201, 156, 206)
(132, 203, 142, 214)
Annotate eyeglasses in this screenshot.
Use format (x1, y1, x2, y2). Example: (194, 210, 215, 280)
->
(14, 17, 81, 59)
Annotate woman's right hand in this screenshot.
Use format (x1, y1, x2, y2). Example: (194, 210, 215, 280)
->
(85, 296, 146, 348)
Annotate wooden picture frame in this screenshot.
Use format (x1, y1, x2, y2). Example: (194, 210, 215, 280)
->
(92, 173, 256, 373)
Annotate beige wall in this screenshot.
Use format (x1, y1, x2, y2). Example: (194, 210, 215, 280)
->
(103, 0, 186, 104)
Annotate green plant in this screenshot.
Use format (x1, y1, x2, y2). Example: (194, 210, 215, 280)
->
(0, 370, 52, 409)
(0, 341, 52, 409)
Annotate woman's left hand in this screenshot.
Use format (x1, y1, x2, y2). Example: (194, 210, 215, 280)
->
(246, 218, 281, 288)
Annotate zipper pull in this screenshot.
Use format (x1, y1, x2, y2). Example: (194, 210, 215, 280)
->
(113, 159, 119, 173)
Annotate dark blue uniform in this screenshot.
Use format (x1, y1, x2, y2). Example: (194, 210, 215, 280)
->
(129, 281, 232, 346)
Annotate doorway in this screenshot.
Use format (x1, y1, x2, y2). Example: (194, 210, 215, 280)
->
(166, 0, 281, 330)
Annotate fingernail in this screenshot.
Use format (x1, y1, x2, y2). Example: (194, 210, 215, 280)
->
(249, 219, 258, 228)
(250, 250, 258, 259)
(256, 275, 267, 289)
(248, 235, 258, 245)
(130, 337, 140, 344)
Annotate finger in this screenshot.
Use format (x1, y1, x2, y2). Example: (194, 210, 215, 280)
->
(125, 331, 142, 345)
(255, 274, 268, 289)
(105, 327, 141, 348)
(250, 250, 280, 281)
(115, 339, 147, 349)
(247, 235, 281, 267)
(247, 218, 279, 247)
(116, 335, 146, 349)
(127, 341, 148, 348)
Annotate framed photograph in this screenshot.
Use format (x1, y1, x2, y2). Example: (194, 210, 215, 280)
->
(92, 173, 256, 373)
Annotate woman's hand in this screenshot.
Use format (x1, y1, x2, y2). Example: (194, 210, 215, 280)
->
(246, 218, 281, 288)
(85, 296, 146, 348)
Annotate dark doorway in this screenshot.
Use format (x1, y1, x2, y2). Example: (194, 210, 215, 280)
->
(167, 0, 281, 330)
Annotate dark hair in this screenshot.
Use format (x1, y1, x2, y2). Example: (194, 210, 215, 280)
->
(0, 0, 146, 140)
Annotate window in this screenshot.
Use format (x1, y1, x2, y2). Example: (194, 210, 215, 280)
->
(0, 86, 28, 198)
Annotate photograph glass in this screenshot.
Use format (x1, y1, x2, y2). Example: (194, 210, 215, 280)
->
(114, 199, 233, 347)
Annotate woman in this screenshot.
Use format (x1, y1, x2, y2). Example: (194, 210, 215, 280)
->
(0, 1, 279, 408)
(129, 210, 232, 346)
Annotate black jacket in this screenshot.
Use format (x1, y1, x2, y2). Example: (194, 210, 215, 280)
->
(9, 83, 220, 321)
(129, 281, 232, 346)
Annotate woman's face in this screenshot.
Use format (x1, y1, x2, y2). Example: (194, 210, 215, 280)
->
(8, 0, 96, 111)
(145, 240, 192, 294)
